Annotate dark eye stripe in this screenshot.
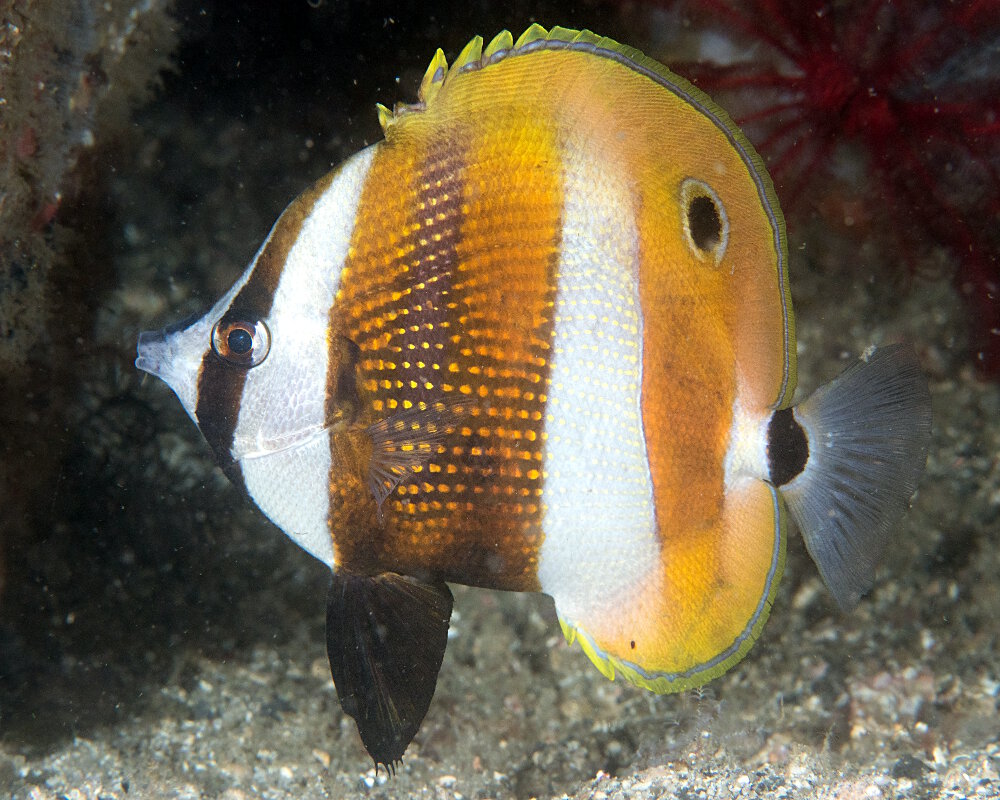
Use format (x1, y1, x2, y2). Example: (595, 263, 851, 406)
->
(194, 169, 339, 471)
(195, 358, 248, 477)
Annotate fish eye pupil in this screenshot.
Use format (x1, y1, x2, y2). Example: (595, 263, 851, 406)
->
(679, 178, 729, 265)
(211, 317, 271, 368)
(228, 327, 254, 354)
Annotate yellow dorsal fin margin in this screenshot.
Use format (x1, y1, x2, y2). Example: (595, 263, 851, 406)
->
(514, 22, 548, 49)
(376, 24, 715, 140)
(547, 25, 581, 43)
(417, 47, 449, 106)
(375, 102, 393, 133)
(452, 34, 483, 72)
(482, 29, 514, 60)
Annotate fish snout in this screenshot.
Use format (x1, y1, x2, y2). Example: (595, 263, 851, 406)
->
(135, 323, 204, 420)
(136, 327, 172, 380)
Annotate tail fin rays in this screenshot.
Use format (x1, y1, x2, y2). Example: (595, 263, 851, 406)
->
(783, 344, 932, 611)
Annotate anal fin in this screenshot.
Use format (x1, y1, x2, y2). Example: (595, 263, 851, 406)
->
(326, 570, 454, 771)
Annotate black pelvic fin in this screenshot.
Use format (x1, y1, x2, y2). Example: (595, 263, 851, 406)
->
(326, 570, 454, 771)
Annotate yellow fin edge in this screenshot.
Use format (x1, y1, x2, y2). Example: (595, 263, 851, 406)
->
(557, 501, 787, 694)
(559, 607, 774, 694)
(417, 47, 449, 106)
(453, 34, 483, 71)
(378, 24, 638, 132)
(483, 29, 513, 60)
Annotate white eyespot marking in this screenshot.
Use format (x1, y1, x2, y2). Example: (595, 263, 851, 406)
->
(680, 177, 729, 266)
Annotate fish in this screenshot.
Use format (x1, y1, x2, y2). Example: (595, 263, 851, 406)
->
(135, 25, 933, 770)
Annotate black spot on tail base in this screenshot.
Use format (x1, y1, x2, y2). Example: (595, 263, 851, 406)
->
(768, 407, 808, 486)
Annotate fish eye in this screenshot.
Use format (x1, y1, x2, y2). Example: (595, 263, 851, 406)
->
(211, 317, 271, 367)
(680, 178, 729, 265)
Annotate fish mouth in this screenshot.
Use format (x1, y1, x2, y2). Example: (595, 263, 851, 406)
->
(135, 325, 202, 419)
(136, 327, 172, 380)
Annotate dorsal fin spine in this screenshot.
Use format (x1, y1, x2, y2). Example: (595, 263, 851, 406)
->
(375, 103, 393, 134)
(453, 34, 484, 72)
(483, 29, 514, 60)
(514, 23, 548, 49)
(570, 29, 603, 46)
(418, 47, 449, 106)
(546, 25, 579, 43)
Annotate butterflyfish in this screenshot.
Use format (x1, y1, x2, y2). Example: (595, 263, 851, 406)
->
(136, 25, 932, 770)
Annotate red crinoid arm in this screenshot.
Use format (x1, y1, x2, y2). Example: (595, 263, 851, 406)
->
(685, 0, 803, 62)
(876, 1, 1000, 91)
(737, 98, 807, 126)
(900, 100, 1000, 186)
(789, 0, 839, 52)
(955, 0, 1000, 25)
(904, 101, 992, 118)
(894, 130, 967, 235)
(756, 111, 848, 207)
(781, 128, 841, 205)
(922, 0, 1000, 54)
(755, 0, 813, 52)
(886, 126, 1000, 341)
(754, 111, 813, 157)
(840, 0, 889, 73)
(965, 121, 1000, 136)
(678, 62, 804, 91)
(875, 5, 940, 85)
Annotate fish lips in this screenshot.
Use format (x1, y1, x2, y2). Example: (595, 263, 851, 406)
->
(135, 326, 171, 378)
(136, 321, 207, 425)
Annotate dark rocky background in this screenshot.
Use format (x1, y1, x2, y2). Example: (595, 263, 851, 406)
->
(0, 1, 997, 797)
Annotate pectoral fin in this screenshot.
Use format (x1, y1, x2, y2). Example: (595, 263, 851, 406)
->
(326, 570, 454, 771)
(365, 398, 469, 511)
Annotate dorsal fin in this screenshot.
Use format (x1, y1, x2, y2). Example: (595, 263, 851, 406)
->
(482, 29, 513, 60)
(452, 34, 483, 72)
(378, 25, 627, 133)
(375, 102, 393, 133)
(417, 47, 449, 107)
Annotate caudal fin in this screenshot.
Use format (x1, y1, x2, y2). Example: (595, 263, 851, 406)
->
(780, 344, 932, 611)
